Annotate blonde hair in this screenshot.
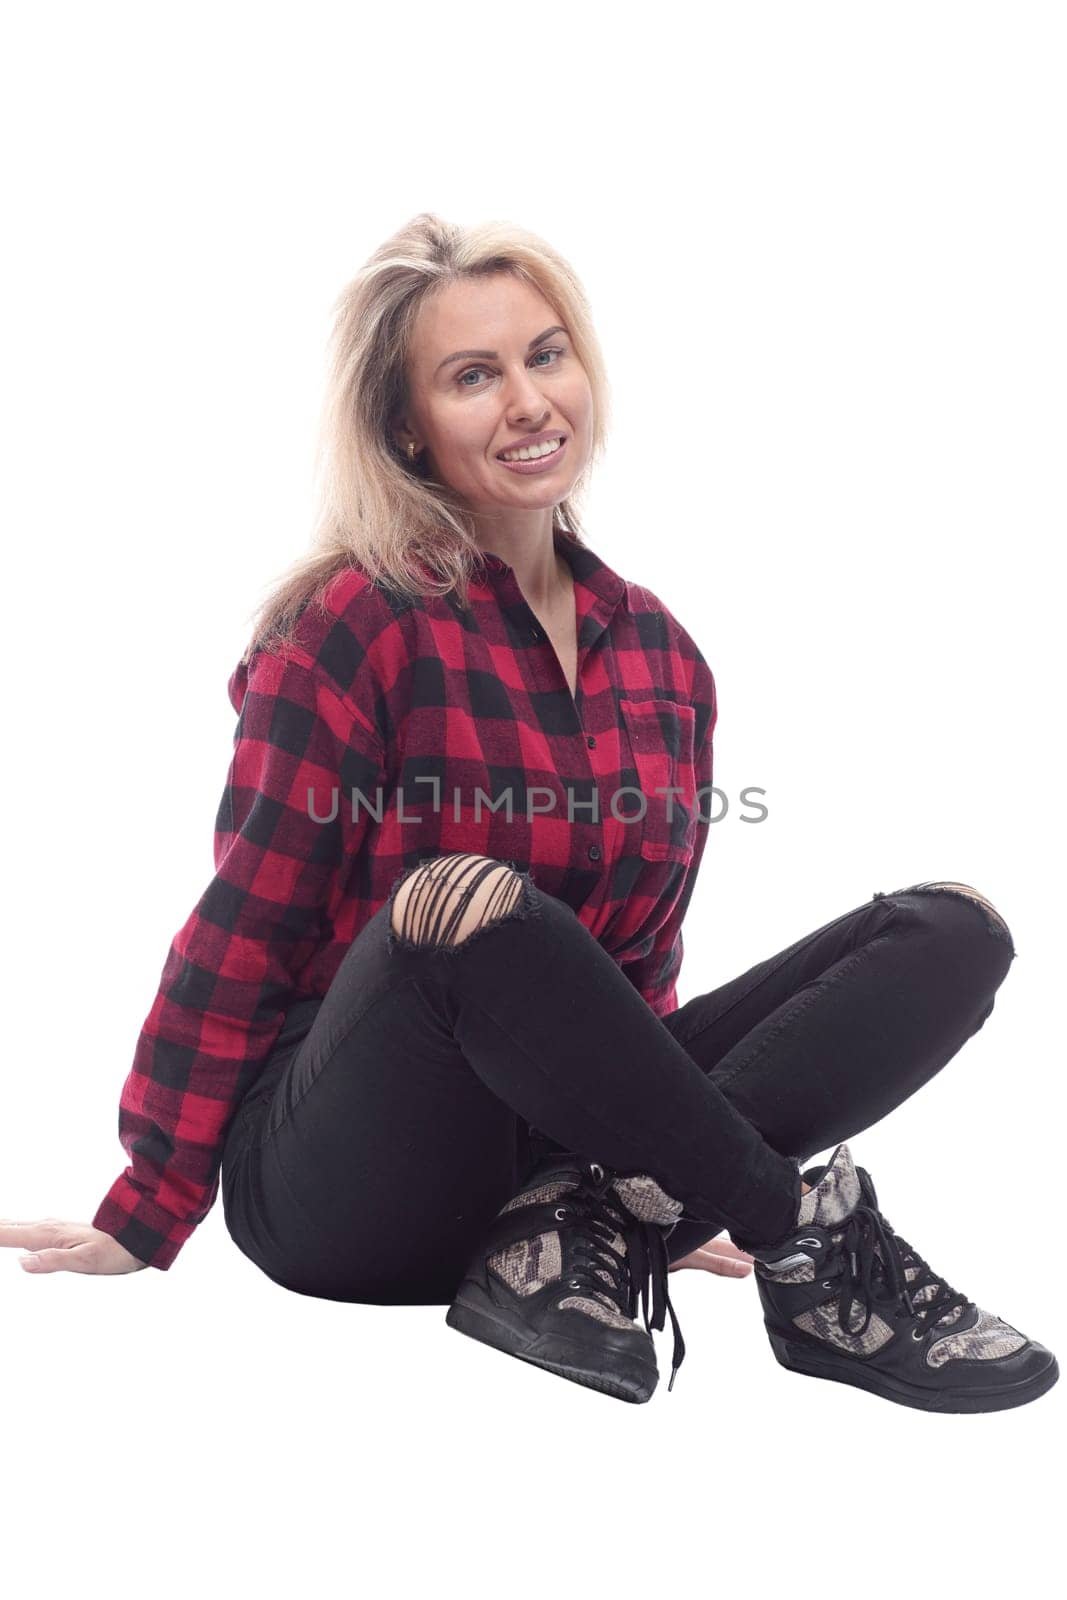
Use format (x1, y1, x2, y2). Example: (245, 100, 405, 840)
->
(240, 212, 612, 664)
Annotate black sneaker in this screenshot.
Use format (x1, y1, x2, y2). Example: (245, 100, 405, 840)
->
(446, 1152, 687, 1403)
(739, 1142, 1058, 1413)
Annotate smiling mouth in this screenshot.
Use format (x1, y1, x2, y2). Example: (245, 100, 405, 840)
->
(496, 434, 567, 463)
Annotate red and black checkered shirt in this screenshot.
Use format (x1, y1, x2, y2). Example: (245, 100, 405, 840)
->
(92, 528, 717, 1268)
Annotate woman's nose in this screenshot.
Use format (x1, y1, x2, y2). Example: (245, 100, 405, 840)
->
(502, 366, 551, 418)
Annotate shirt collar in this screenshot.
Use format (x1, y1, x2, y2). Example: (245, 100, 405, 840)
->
(478, 525, 626, 620)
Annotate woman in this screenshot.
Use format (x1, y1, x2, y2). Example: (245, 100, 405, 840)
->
(2, 214, 1056, 1412)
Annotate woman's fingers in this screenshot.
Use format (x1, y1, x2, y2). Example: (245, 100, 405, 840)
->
(0, 1218, 91, 1271)
(707, 1239, 755, 1263)
(670, 1242, 756, 1276)
(671, 1248, 755, 1273)
(19, 1244, 100, 1273)
(0, 1219, 79, 1252)
(1, 1219, 148, 1273)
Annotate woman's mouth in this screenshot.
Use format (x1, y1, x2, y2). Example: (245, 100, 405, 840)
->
(495, 435, 568, 475)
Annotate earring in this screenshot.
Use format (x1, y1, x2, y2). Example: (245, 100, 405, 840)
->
(407, 441, 417, 461)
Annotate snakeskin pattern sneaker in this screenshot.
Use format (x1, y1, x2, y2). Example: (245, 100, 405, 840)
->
(740, 1142, 1058, 1413)
(446, 1151, 687, 1403)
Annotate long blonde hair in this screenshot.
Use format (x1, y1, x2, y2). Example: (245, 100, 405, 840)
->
(240, 213, 612, 663)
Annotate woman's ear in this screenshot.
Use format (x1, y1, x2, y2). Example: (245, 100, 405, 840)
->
(390, 412, 419, 457)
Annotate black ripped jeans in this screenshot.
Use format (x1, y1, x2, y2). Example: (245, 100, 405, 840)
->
(220, 868, 1015, 1304)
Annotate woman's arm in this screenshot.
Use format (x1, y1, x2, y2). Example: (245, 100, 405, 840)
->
(91, 646, 385, 1270)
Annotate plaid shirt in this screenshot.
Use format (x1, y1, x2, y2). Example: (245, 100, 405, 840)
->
(92, 527, 717, 1269)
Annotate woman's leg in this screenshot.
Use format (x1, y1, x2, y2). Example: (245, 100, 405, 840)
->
(222, 851, 809, 1303)
(220, 942, 537, 1305)
(223, 860, 1013, 1302)
(657, 879, 1016, 1262)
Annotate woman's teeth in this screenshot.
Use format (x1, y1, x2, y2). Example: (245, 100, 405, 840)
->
(499, 436, 563, 462)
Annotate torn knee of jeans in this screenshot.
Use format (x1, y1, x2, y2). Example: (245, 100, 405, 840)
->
(385, 852, 541, 956)
(880, 880, 1016, 955)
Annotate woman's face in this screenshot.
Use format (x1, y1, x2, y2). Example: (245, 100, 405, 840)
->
(396, 273, 594, 516)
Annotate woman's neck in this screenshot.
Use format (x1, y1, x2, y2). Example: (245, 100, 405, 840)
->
(476, 524, 569, 610)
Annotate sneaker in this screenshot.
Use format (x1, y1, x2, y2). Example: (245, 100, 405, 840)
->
(741, 1142, 1058, 1413)
(446, 1151, 687, 1403)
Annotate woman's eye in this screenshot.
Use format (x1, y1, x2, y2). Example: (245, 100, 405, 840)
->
(457, 348, 563, 387)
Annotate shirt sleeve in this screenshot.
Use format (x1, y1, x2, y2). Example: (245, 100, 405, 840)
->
(620, 657, 716, 1018)
(91, 646, 385, 1270)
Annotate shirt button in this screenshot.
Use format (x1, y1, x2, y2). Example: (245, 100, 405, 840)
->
(586, 735, 596, 749)
(588, 844, 602, 862)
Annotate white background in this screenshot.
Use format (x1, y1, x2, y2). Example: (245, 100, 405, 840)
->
(1, 3, 1062, 1594)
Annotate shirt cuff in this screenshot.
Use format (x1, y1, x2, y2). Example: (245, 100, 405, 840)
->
(92, 1174, 196, 1271)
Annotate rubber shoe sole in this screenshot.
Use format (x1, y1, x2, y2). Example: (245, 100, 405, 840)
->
(446, 1277, 659, 1403)
(767, 1325, 1060, 1413)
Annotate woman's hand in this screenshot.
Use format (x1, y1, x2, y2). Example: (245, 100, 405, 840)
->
(0, 1218, 149, 1274)
(669, 1238, 755, 1278)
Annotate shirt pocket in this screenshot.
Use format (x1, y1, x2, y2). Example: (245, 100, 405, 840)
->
(617, 697, 700, 863)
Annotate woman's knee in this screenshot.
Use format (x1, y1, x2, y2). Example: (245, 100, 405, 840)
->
(386, 852, 535, 952)
(891, 879, 1016, 958)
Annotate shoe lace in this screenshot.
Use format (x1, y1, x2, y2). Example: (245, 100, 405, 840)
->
(829, 1175, 973, 1341)
(559, 1167, 687, 1391)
